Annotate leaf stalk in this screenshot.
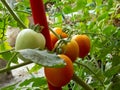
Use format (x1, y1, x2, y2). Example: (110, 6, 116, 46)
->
(1, 0, 27, 28)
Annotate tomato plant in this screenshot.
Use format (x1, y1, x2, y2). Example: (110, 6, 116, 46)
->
(0, 0, 120, 90)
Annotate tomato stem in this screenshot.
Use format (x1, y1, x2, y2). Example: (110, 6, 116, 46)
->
(52, 38, 69, 53)
(72, 73, 93, 90)
(33, 24, 44, 33)
(0, 49, 14, 54)
(49, 27, 61, 40)
(1, 0, 27, 28)
(0, 61, 33, 73)
(6, 52, 18, 68)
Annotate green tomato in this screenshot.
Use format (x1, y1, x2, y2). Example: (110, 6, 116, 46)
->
(15, 29, 46, 50)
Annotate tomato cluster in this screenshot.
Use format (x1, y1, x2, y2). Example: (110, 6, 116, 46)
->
(15, 28, 90, 90)
(50, 27, 91, 61)
(44, 27, 91, 89)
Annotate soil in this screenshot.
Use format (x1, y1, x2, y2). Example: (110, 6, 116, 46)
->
(0, 60, 44, 88)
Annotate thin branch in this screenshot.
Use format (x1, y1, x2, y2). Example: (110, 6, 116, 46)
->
(1, 0, 27, 28)
(6, 52, 18, 68)
(75, 62, 105, 88)
(0, 49, 14, 54)
(49, 27, 61, 39)
(72, 73, 93, 90)
(0, 61, 33, 73)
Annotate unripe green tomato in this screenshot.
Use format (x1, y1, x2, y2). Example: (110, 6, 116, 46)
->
(15, 29, 46, 61)
(15, 29, 46, 50)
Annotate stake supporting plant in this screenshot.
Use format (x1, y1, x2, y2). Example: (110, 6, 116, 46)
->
(30, 0, 52, 50)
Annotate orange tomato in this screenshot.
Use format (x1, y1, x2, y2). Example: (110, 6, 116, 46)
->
(72, 35, 90, 58)
(56, 39, 79, 62)
(50, 27, 68, 49)
(44, 54, 74, 87)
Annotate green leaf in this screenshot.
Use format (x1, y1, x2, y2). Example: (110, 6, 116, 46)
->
(73, 0, 87, 12)
(29, 64, 42, 73)
(63, 5, 73, 14)
(108, 0, 113, 9)
(1, 50, 12, 60)
(19, 77, 47, 87)
(87, 0, 92, 3)
(1, 83, 16, 90)
(0, 51, 18, 64)
(18, 49, 66, 67)
(82, 61, 105, 82)
(96, 0, 102, 6)
(76, 60, 105, 86)
(111, 82, 120, 90)
(112, 55, 120, 66)
(103, 25, 115, 35)
(104, 64, 120, 77)
(97, 12, 108, 21)
(108, 75, 120, 90)
(0, 2, 3, 10)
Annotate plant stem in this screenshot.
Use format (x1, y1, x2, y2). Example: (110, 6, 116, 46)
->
(0, 61, 33, 73)
(6, 52, 18, 68)
(0, 49, 14, 54)
(49, 27, 61, 39)
(1, 0, 27, 28)
(75, 62, 105, 87)
(72, 73, 93, 90)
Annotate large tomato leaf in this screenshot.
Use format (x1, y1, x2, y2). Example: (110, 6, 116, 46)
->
(29, 64, 42, 73)
(1, 77, 46, 90)
(19, 77, 47, 87)
(80, 60, 105, 83)
(104, 64, 120, 77)
(18, 49, 66, 67)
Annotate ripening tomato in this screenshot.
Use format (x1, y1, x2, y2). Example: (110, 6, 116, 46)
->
(72, 35, 90, 58)
(55, 39, 79, 62)
(50, 27, 68, 49)
(15, 29, 46, 50)
(44, 54, 74, 87)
